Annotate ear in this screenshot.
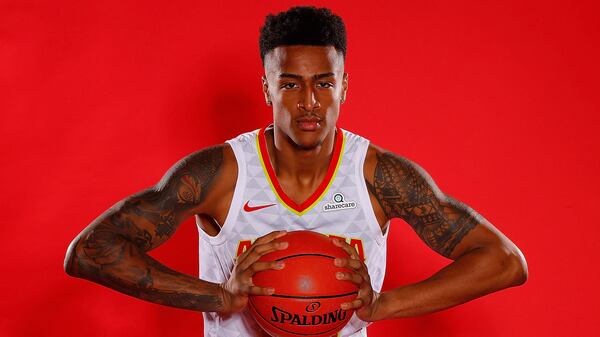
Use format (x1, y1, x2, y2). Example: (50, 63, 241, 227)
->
(261, 75, 272, 106)
(340, 72, 349, 104)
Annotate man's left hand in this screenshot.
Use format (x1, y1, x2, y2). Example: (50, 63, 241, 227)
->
(332, 238, 380, 322)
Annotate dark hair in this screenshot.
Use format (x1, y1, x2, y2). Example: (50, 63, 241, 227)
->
(258, 6, 347, 64)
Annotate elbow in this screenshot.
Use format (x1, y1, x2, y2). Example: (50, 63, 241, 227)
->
(64, 236, 83, 277)
(506, 246, 528, 286)
(483, 243, 528, 288)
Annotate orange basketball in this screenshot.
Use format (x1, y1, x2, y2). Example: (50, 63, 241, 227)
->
(248, 230, 358, 337)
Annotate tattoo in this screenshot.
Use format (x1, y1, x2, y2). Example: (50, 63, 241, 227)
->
(138, 268, 153, 289)
(71, 145, 226, 312)
(367, 152, 480, 258)
(76, 249, 223, 311)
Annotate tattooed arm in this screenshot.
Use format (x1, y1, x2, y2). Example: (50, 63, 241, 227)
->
(64, 144, 237, 313)
(361, 146, 528, 320)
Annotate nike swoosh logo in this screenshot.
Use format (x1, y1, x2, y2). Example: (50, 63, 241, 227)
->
(244, 201, 276, 212)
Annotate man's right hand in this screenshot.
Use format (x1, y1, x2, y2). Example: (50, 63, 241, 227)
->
(219, 230, 288, 315)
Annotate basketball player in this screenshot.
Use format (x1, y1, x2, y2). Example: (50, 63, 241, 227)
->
(64, 6, 528, 337)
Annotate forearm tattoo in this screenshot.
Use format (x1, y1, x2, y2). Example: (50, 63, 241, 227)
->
(70, 146, 224, 311)
(366, 152, 480, 258)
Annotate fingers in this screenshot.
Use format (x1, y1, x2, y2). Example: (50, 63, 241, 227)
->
(235, 281, 275, 296)
(332, 238, 361, 260)
(336, 271, 363, 285)
(334, 257, 362, 270)
(253, 230, 287, 246)
(238, 241, 288, 271)
(242, 261, 285, 278)
(334, 257, 371, 283)
(229, 232, 288, 297)
(247, 285, 275, 296)
(332, 238, 373, 311)
(237, 230, 287, 264)
(240, 260, 284, 296)
(340, 297, 364, 310)
(340, 283, 374, 310)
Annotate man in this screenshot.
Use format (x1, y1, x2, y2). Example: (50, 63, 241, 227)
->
(64, 6, 528, 337)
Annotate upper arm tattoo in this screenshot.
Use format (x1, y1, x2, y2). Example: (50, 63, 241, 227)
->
(88, 145, 224, 252)
(366, 152, 481, 258)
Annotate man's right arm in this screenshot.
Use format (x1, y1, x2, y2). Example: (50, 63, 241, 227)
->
(64, 144, 232, 312)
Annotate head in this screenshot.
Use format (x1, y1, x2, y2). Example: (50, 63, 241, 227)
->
(259, 6, 348, 150)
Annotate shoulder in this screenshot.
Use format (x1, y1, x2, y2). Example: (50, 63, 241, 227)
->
(363, 143, 444, 219)
(160, 143, 237, 184)
(155, 143, 238, 214)
(364, 144, 435, 187)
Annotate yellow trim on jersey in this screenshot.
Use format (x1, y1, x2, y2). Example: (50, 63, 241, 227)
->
(255, 131, 346, 216)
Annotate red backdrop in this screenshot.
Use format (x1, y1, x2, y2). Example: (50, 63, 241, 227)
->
(1, 0, 598, 336)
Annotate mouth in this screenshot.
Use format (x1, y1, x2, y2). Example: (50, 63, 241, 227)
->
(296, 116, 322, 131)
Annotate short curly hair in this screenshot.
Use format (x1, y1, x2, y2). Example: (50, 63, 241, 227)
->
(258, 6, 347, 65)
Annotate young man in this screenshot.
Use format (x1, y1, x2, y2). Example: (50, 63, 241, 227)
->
(64, 6, 528, 337)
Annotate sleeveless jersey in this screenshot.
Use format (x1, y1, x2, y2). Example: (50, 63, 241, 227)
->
(197, 125, 390, 337)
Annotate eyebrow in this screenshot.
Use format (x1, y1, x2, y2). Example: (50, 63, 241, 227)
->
(279, 72, 335, 80)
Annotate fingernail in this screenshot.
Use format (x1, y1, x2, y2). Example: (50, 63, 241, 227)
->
(279, 242, 288, 248)
(336, 272, 344, 279)
(267, 288, 275, 295)
(341, 303, 348, 310)
(276, 262, 285, 269)
(334, 258, 342, 266)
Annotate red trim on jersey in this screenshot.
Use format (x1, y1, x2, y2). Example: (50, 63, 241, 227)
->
(258, 126, 343, 213)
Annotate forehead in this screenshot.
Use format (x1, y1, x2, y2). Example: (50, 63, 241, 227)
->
(264, 45, 344, 77)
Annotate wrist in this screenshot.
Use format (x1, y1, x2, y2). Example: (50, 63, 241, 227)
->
(369, 290, 389, 321)
(217, 282, 231, 314)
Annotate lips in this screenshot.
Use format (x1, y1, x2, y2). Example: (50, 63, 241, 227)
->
(296, 117, 321, 131)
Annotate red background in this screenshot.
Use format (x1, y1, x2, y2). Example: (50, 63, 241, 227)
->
(1, 0, 598, 336)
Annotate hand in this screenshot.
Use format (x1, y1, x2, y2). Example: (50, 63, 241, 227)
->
(219, 230, 288, 316)
(332, 238, 379, 322)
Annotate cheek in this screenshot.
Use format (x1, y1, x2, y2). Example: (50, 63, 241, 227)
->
(326, 106, 340, 121)
(273, 106, 292, 125)
(276, 91, 298, 106)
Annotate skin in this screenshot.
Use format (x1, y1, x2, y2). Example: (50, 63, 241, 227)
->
(64, 44, 528, 323)
(260, 45, 348, 205)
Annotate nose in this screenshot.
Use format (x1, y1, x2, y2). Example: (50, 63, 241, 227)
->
(297, 86, 321, 111)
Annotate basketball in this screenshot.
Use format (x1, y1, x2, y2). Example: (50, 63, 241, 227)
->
(248, 230, 359, 337)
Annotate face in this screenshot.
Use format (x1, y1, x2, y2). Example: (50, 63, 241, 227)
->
(262, 45, 348, 150)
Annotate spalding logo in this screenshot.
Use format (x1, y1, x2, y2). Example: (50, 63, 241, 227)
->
(305, 302, 321, 313)
(270, 306, 347, 325)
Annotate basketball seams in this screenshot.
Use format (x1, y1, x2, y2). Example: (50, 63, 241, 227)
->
(274, 253, 335, 261)
(270, 291, 358, 299)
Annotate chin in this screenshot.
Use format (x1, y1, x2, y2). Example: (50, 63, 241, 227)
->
(290, 130, 325, 150)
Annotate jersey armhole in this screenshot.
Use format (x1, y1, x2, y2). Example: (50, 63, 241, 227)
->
(355, 139, 389, 246)
(197, 140, 247, 246)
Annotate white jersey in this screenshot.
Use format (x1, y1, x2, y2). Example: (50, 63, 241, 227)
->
(197, 125, 390, 337)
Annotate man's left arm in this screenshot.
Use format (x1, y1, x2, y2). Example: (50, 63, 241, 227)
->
(360, 148, 528, 321)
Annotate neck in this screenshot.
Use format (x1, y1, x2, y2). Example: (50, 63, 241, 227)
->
(266, 127, 337, 185)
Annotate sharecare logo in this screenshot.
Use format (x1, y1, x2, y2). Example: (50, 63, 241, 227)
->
(323, 193, 357, 212)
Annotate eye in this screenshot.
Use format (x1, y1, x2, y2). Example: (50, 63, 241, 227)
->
(281, 83, 298, 90)
(318, 82, 334, 88)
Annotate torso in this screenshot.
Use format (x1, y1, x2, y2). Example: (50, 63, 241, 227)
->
(195, 126, 390, 337)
